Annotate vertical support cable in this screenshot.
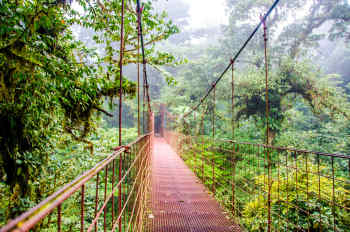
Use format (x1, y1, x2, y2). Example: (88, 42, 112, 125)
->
(277, 150, 281, 229)
(118, 0, 125, 231)
(143, 71, 146, 133)
(57, 204, 61, 232)
(231, 145, 236, 217)
(123, 152, 127, 232)
(201, 113, 204, 180)
(81, 185, 85, 232)
(331, 157, 336, 232)
(137, 0, 152, 114)
(104, 166, 108, 232)
(262, 18, 270, 149)
(119, 0, 125, 146)
(317, 155, 322, 230)
(212, 86, 215, 138)
(285, 152, 289, 231)
(111, 160, 115, 225)
(95, 173, 99, 232)
(262, 16, 272, 232)
(231, 60, 235, 140)
(305, 154, 310, 230)
(118, 153, 123, 232)
(137, 6, 141, 136)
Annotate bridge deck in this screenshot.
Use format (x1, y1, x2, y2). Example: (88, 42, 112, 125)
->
(150, 137, 241, 232)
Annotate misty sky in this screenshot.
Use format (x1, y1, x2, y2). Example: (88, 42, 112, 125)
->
(185, 0, 228, 29)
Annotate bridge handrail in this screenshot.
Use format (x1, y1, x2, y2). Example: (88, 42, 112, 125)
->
(164, 130, 350, 231)
(224, 139, 350, 159)
(0, 133, 152, 232)
(167, 131, 350, 159)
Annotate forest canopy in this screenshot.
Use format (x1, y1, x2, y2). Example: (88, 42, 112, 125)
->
(162, 0, 350, 146)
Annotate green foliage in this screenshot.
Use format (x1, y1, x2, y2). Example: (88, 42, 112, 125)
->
(225, 0, 350, 59)
(177, 136, 350, 232)
(233, 57, 350, 144)
(0, 0, 179, 218)
(242, 158, 350, 231)
(0, 126, 138, 226)
(161, 0, 350, 144)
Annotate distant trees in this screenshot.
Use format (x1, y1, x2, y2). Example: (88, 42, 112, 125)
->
(220, 0, 350, 144)
(224, 0, 350, 58)
(160, 0, 350, 148)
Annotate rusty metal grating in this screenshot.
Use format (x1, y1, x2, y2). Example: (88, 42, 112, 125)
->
(150, 138, 241, 232)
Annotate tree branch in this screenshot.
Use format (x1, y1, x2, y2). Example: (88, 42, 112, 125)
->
(93, 106, 113, 117)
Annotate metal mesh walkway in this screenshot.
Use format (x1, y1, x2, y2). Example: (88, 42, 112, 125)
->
(150, 137, 241, 232)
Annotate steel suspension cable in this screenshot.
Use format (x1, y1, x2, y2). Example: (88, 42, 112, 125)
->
(183, 0, 280, 118)
(143, 70, 146, 133)
(119, 1, 125, 146)
(137, 8, 141, 136)
(212, 87, 215, 138)
(263, 19, 270, 146)
(118, 0, 125, 231)
(262, 15, 272, 232)
(137, 3, 146, 134)
(137, 0, 152, 114)
(231, 60, 235, 140)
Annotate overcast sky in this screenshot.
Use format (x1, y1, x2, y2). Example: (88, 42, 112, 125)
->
(185, 0, 228, 29)
(73, 0, 228, 30)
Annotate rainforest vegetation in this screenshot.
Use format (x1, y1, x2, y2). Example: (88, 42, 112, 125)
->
(0, 0, 180, 226)
(160, 0, 350, 231)
(1, 0, 350, 231)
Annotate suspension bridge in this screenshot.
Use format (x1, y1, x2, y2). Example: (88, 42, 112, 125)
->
(1, 0, 349, 231)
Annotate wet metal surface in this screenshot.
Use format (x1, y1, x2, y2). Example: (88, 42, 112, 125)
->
(150, 138, 241, 232)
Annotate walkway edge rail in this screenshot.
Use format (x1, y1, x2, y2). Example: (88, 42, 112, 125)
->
(164, 130, 350, 231)
(1, 133, 153, 232)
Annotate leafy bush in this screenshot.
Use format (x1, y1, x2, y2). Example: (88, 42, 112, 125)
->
(177, 137, 350, 232)
(241, 158, 350, 232)
(0, 126, 138, 226)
